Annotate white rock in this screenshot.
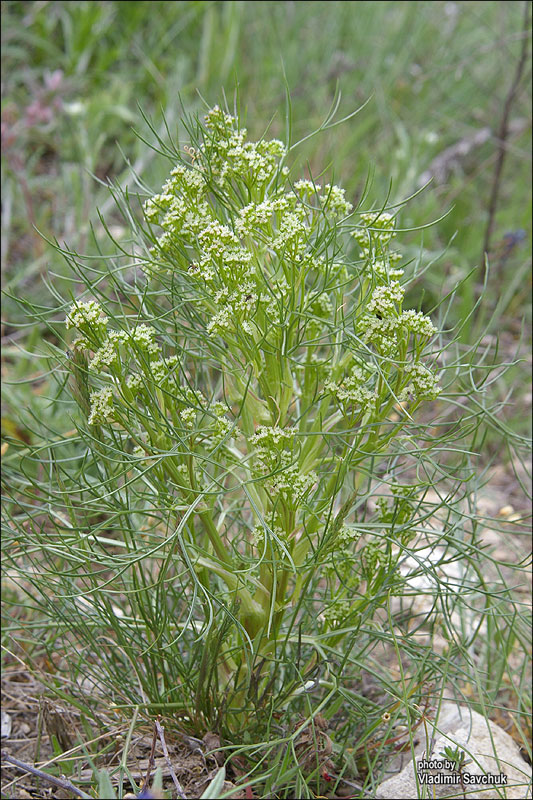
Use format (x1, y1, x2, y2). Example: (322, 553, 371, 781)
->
(1, 709, 12, 738)
(376, 702, 531, 799)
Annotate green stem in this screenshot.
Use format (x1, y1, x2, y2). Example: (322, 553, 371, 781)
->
(195, 555, 268, 637)
(199, 509, 231, 565)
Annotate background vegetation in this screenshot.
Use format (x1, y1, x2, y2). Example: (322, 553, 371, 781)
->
(1, 2, 531, 798)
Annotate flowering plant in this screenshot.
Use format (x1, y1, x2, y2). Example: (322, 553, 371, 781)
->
(8, 105, 510, 787)
(57, 106, 451, 734)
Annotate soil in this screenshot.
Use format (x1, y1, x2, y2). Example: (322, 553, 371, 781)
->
(0, 669, 245, 799)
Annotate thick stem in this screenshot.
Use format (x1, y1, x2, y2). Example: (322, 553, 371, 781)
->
(199, 509, 232, 565)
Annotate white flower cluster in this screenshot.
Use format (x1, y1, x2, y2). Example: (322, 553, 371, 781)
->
(182, 386, 206, 407)
(293, 179, 352, 218)
(86, 325, 163, 375)
(250, 525, 264, 547)
(66, 303, 197, 431)
(66, 300, 108, 333)
(143, 107, 357, 348)
(357, 317, 414, 355)
(204, 104, 235, 131)
(192, 241, 254, 285)
(207, 281, 258, 336)
(124, 355, 180, 397)
(175, 463, 189, 480)
(337, 525, 362, 545)
(268, 459, 317, 500)
(145, 155, 262, 295)
(362, 541, 387, 574)
(144, 169, 207, 226)
(211, 401, 232, 443)
(323, 598, 352, 628)
(272, 207, 308, 256)
(352, 211, 397, 263)
(294, 179, 321, 197)
(249, 524, 286, 547)
(88, 330, 128, 372)
(320, 184, 353, 218)
(367, 281, 404, 317)
(88, 386, 114, 426)
(67, 300, 225, 440)
(175, 387, 210, 433)
(249, 426, 316, 500)
(361, 211, 395, 230)
(168, 164, 206, 196)
(180, 407, 197, 428)
(398, 310, 437, 337)
(149, 355, 180, 386)
(399, 362, 441, 402)
(203, 106, 287, 188)
(357, 283, 437, 355)
(198, 219, 239, 254)
(235, 198, 293, 237)
(131, 324, 160, 358)
(325, 366, 377, 411)
(252, 425, 295, 448)
(66, 300, 108, 349)
(126, 374, 143, 392)
(206, 306, 232, 335)
(373, 259, 404, 280)
(168, 199, 213, 237)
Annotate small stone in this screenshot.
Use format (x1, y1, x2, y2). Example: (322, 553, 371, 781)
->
(1, 709, 12, 738)
(203, 731, 224, 765)
(376, 702, 532, 799)
(498, 505, 515, 517)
